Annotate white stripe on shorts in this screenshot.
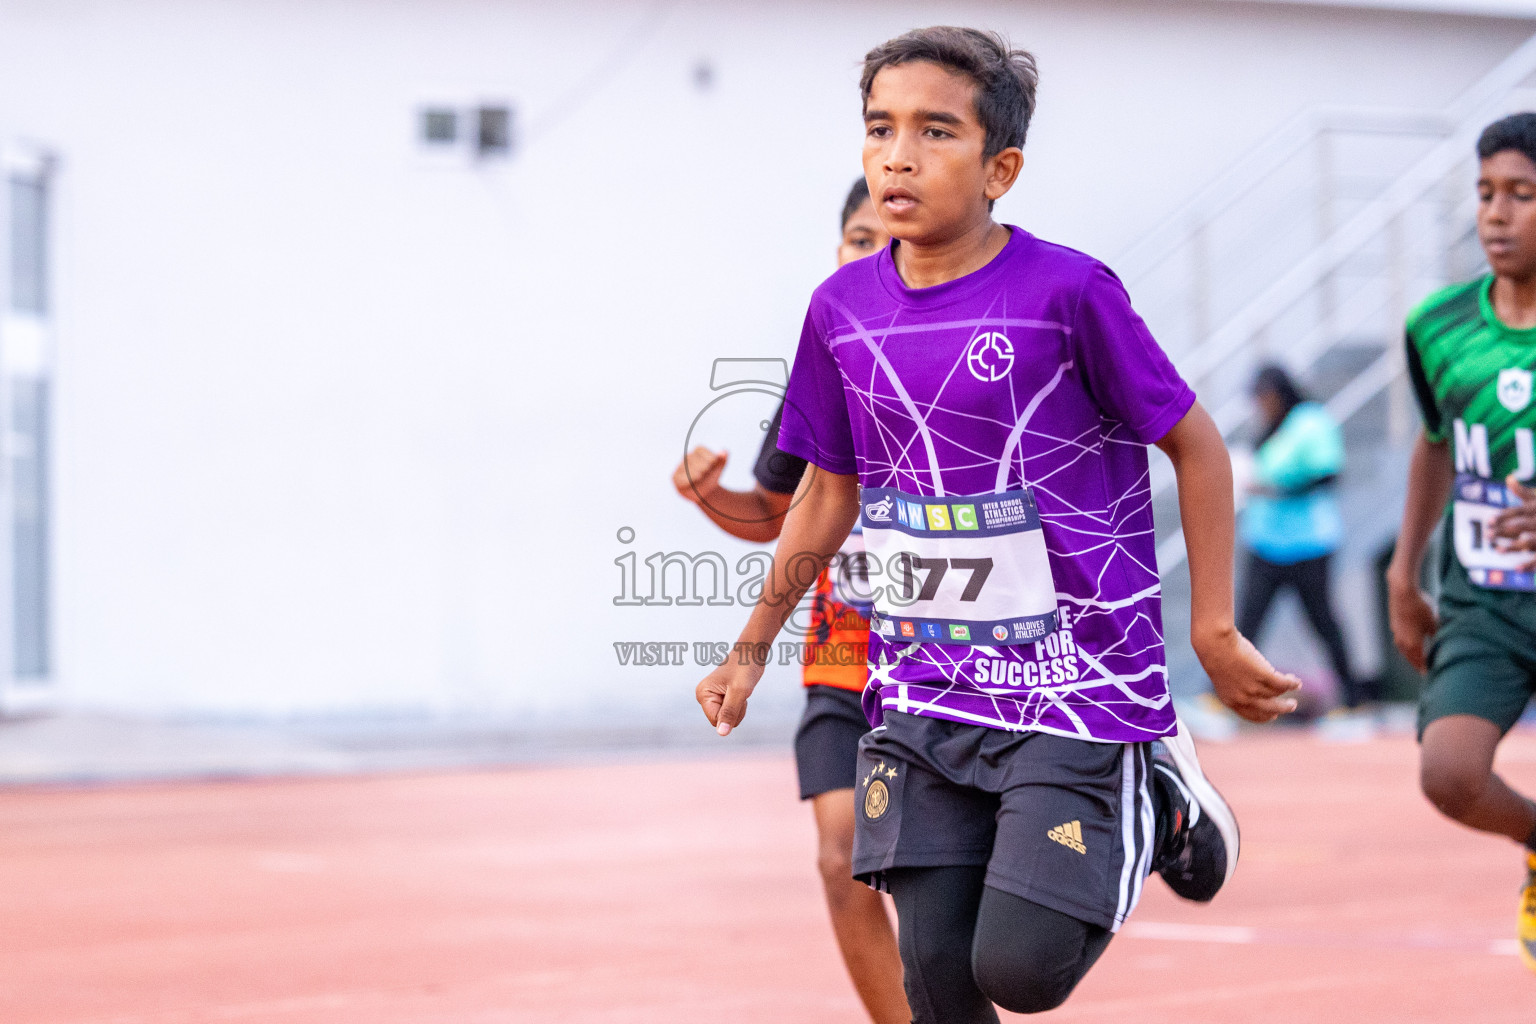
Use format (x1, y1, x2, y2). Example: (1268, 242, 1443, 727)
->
(1132, 746, 1156, 918)
(1113, 745, 1156, 931)
(1113, 745, 1137, 930)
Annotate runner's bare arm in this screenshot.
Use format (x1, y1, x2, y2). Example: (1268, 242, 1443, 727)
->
(696, 466, 860, 736)
(1386, 431, 1453, 671)
(1155, 402, 1302, 723)
(672, 447, 795, 544)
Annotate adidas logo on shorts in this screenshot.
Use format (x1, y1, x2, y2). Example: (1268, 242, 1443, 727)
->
(1047, 819, 1087, 854)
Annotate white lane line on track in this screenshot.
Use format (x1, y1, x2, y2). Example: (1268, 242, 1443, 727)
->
(1129, 921, 1519, 956)
(1123, 921, 1257, 944)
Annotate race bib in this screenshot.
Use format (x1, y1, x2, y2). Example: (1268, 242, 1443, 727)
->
(1452, 473, 1536, 591)
(825, 528, 872, 612)
(858, 486, 1059, 646)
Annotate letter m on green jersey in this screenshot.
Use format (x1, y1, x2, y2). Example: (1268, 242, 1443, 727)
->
(1454, 418, 1491, 477)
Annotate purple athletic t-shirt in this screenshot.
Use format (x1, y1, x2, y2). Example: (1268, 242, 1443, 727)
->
(778, 228, 1193, 743)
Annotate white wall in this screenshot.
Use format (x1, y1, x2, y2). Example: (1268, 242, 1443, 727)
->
(1239, 0, 1536, 17)
(0, 0, 1528, 718)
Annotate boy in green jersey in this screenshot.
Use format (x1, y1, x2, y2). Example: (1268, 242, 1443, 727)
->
(1389, 112, 1536, 972)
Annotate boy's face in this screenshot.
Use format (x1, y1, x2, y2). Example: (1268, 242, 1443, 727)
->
(1477, 149, 1536, 281)
(862, 61, 1022, 245)
(837, 198, 890, 266)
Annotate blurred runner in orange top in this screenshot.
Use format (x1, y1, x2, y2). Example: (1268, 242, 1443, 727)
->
(671, 178, 904, 1024)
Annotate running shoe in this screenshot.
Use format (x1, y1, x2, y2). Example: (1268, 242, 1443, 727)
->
(1150, 718, 1240, 903)
(1519, 852, 1536, 974)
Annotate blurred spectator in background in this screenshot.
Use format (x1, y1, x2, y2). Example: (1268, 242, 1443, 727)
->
(1238, 364, 1373, 738)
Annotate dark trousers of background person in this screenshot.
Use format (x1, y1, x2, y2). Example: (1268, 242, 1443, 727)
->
(1237, 551, 1369, 709)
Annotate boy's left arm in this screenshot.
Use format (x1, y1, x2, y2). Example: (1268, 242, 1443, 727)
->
(1155, 402, 1301, 723)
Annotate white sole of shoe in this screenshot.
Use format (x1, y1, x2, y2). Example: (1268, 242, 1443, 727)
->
(1163, 716, 1240, 884)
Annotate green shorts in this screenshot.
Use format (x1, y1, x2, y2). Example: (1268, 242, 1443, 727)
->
(1419, 534, 1536, 738)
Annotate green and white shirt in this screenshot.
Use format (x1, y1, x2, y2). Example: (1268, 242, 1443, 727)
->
(1407, 275, 1536, 482)
(1408, 275, 1536, 602)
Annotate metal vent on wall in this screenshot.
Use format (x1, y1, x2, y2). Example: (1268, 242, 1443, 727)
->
(1, 146, 55, 698)
(417, 103, 515, 160)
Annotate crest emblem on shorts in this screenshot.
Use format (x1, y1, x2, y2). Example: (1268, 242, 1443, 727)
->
(966, 332, 1014, 383)
(861, 761, 898, 820)
(1498, 368, 1533, 412)
(864, 780, 889, 819)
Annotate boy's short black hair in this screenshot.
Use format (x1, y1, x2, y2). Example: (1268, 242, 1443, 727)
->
(1477, 112, 1536, 167)
(840, 178, 871, 230)
(860, 26, 1038, 158)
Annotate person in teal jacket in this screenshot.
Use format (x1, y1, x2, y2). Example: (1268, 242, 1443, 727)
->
(1237, 365, 1367, 709)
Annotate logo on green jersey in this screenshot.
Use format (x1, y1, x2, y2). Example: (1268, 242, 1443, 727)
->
(1498, 368, 1533, 413)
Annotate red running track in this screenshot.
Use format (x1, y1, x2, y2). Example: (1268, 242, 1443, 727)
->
(0, 730, 1533, 1023)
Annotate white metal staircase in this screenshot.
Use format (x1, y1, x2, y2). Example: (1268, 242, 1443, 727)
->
(1130, 32, 1536, 572)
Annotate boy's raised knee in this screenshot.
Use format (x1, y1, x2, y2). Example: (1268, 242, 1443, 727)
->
(1420, 758, 1489, 821)
(971, 943, 1077, 1014)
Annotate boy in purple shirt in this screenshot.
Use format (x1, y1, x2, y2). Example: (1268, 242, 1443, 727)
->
(696, 26, 1299, 1019)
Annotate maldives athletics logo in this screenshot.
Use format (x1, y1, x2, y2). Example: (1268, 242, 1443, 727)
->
(966, 331, 1014, 383)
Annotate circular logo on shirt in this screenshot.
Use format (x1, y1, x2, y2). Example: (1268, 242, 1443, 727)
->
(967, 332, 1014, 383)
(1498, 367, 1533, 413)
(992, 624, 1010, 641)
(864, 779, 890, 820)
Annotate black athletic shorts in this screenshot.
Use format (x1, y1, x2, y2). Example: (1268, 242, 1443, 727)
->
(851, 711, 1156, 931)
(793, 685, 869, 800)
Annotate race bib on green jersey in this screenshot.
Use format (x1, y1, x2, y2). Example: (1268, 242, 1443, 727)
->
(1452, 473, 1536, 592)
(859, 487, 1059, 646)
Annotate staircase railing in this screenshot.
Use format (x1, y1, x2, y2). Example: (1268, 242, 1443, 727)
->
(1130, 33, 1536, 573)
